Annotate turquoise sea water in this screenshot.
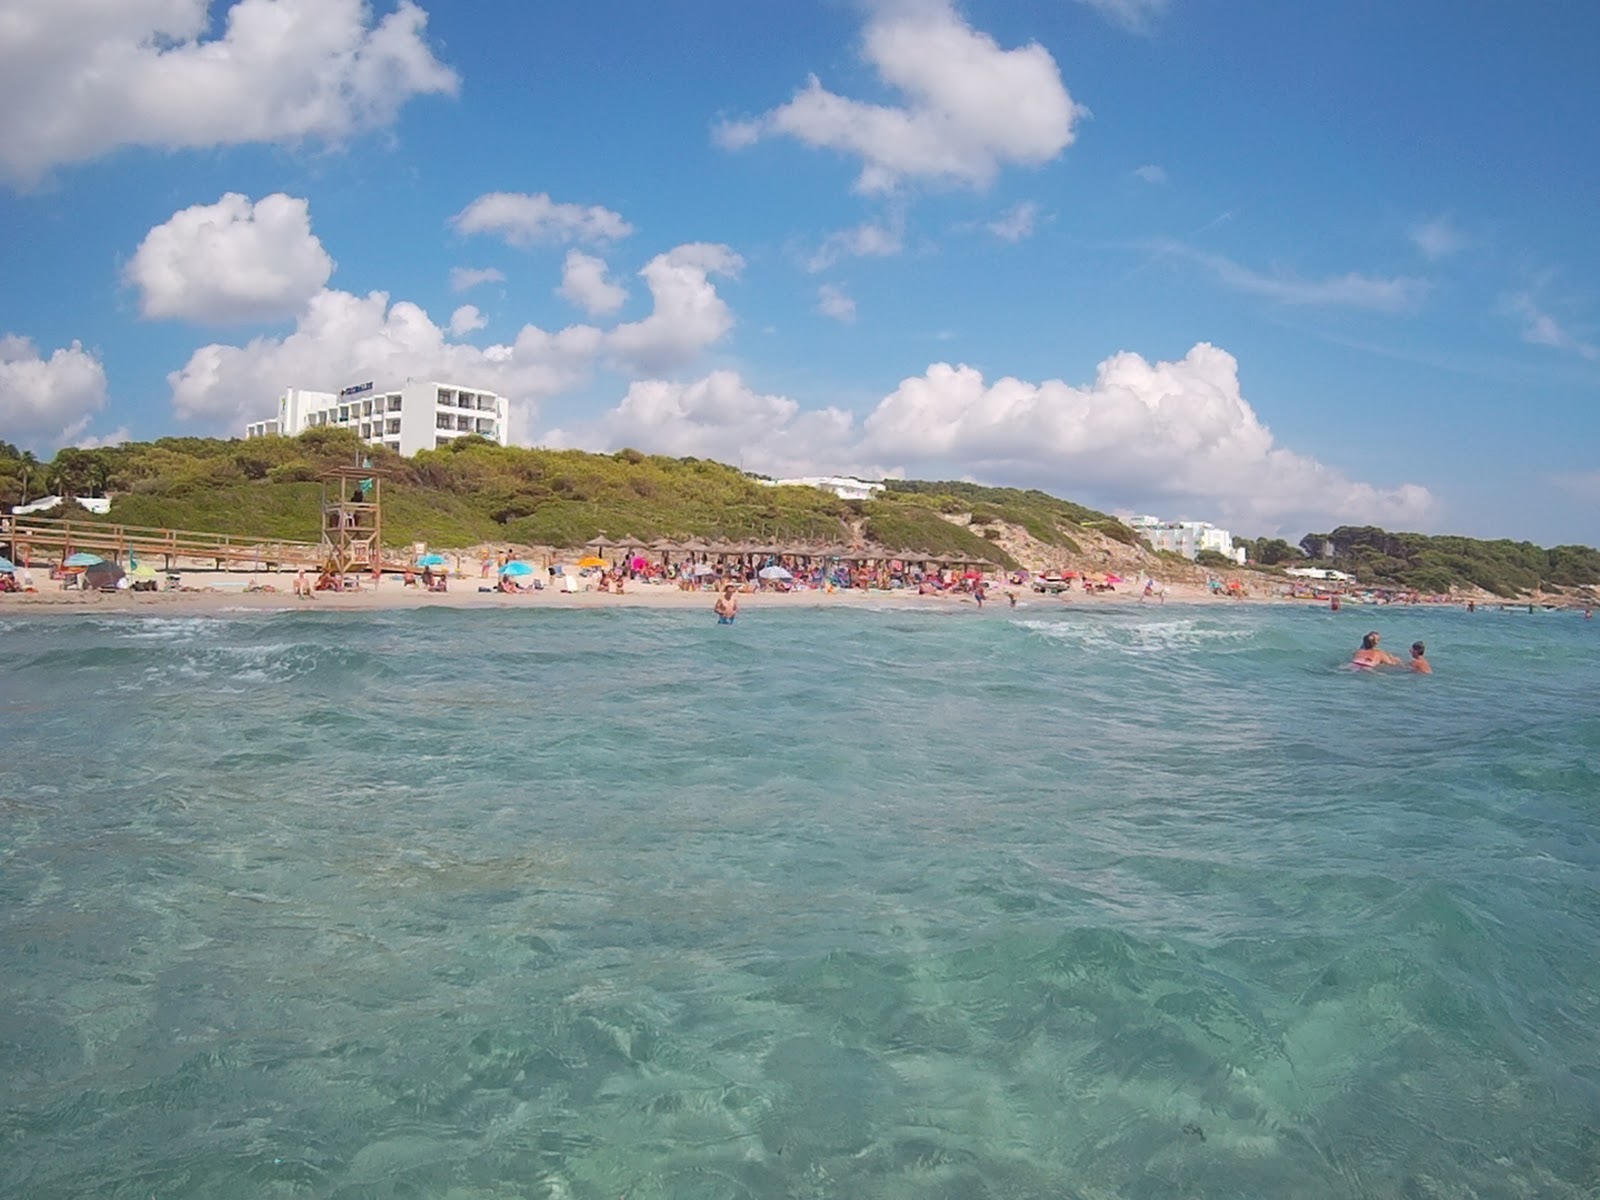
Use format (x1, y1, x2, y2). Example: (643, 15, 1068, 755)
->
(1, 601, 1597, 1198)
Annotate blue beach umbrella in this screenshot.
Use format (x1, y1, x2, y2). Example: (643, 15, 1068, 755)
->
(500, 560, 535, 577)
(65, 552, 104, 567)
(417, 553, 447, 567)
(0, 556, 14, 573)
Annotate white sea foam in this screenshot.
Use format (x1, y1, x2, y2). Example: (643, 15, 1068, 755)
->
(1014, 615, 1254, 655)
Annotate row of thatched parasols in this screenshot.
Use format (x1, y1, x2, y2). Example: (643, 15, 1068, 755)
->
(582, 533, 995, 567)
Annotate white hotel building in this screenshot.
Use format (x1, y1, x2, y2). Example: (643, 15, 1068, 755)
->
(244, 380, 509, 456)
(1123, 514, 1246, 563)
(760, 475, 886, 501)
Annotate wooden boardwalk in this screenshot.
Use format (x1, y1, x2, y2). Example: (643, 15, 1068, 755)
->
(2, 514, 326, 570)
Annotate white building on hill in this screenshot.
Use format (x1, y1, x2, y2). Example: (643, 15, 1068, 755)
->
(761, 475, 886, 501)
(245, 380, 509, 456)
(1124, 514, 1246, 563)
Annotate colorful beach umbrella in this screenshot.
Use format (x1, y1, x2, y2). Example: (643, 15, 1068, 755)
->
(417, 553, 447, 567)
(576, 555, 607, 568)
(500, 560, 535, 577)
(0, 557, 14, 573)
(64, 552, 104, 567)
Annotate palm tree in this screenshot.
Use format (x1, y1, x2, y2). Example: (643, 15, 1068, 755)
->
(18, 450, 37, 504)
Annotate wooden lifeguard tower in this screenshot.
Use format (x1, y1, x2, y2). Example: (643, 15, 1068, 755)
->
(320, 464, 386, 574)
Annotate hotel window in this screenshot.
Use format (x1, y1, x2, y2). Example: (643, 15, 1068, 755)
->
(388, 395, 402, 412)
(386, 419, 400, 435)
(436, 436, 451, 448)
(436, 413, 452, 429)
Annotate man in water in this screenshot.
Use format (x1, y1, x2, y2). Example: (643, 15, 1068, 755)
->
(714, 584, 738, 624)
(1409, 641, 1432, 673)
(1352, 631, 1402, 669)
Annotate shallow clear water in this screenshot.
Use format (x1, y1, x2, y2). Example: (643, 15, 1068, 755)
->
(2, 602, 1597, 1198)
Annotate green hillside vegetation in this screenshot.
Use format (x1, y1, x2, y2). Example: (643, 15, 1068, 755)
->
(0, 433, 1017, 566)
(7, 436, 1596, 593)
(1300, 525, 1600, 597)
(881, 479, 1140, 551)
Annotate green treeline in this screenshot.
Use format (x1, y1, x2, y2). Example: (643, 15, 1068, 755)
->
(1299, 526, 1600, 597)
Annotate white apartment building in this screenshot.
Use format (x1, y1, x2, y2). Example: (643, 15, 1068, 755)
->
(1124, 514, 1246, 563)
(244, 379, 509, 456)
(760, 475, 886, 501)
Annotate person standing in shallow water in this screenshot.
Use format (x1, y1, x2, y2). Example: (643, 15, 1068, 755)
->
(1409, 641, 1432, 673)
(1352, 631, 1402, 669)
(714, 584, 738, 624)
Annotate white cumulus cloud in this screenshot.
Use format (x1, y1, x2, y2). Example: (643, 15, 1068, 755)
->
(448, 305, 487, 336)
(859, 344, 1434, 529)
(0, 0, 457, 184)
(717, 0, 1084, 192)
(546, 344, 1434, 533)
(449, 266, 505, 292)
(125, 192, 334, 323)
(1132, 163, 1167, 185)
(452, 192, 633, 247)
(558, 251, 628, 316)
(545, 370, 866, 480)
(0, 335, 110, 446)
(165, 242, 744, 437)
(604, 243, 743, 374)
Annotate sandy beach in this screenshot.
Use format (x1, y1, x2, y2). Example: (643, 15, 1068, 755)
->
(0, 570, 1265, 614)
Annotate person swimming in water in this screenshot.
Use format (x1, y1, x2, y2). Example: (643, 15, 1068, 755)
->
(1409, 641, 1432, 673)
(1352, 631, 1402, 669)
(714, 584, 738, 624)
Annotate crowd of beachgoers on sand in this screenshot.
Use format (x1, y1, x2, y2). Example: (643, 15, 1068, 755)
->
(4, 527, 1596, 616)
(5, 537, 1595, 621)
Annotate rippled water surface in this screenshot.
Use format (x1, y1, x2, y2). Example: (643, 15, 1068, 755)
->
(2, 602, 1597, 1198)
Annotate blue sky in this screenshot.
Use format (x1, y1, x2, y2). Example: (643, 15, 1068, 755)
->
(1, 0, 1596, 543)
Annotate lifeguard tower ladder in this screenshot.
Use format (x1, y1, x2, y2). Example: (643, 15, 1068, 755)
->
(320, 464, 386, 574)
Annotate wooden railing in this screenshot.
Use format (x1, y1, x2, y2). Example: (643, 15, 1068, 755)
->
(1, 514, 326, 569)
